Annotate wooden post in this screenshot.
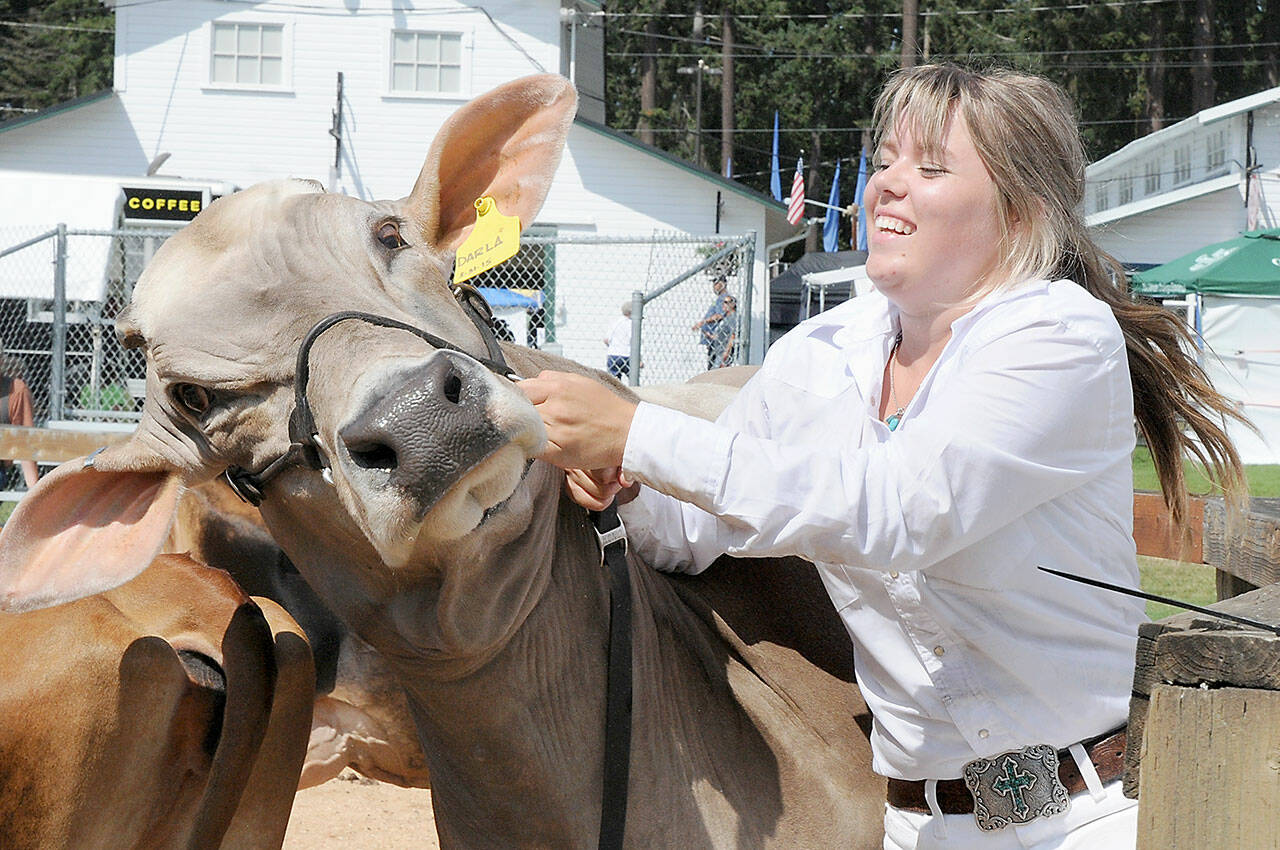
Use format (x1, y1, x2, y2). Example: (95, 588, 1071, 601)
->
(1128, 584, 1280, 847)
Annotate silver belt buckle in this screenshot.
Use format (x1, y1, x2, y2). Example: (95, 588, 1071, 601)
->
(961, 744, 1070, 831)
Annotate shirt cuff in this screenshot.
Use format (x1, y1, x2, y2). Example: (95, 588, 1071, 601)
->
(622, 401, 734, 509)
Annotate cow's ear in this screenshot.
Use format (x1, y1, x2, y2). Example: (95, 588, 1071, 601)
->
(0, 459, 182, 613)
(404, 74, 577, 253)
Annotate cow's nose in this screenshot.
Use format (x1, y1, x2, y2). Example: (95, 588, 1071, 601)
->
(339, 352, 504, 511)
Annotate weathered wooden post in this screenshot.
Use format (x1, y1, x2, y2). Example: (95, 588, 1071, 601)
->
(1127, 496, 1280, 848)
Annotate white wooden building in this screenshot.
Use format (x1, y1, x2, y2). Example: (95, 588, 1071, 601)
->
(1085, 86, 1280, 266)
(1086, 89, 1280, 463)
(0, 0, 791, 368)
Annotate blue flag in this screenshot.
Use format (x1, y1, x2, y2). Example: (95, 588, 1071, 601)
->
(823, 159, 841, 252)
(770, 111, 782, 202)
(853, 151, 869, 251)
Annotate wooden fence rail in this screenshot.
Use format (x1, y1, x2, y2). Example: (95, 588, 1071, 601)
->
(1129, 491, 1280, 848)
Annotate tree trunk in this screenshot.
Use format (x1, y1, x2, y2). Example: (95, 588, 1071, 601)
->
(720, 11, 734, 177)
(1191, 0, 1216, 112)
(901, 0, 919, 68)
(639, 17, 656, 146)
(1264, 0, 1279, 88)
(1145, 4, 1166, 133)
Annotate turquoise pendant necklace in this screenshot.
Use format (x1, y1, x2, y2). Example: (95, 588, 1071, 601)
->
(886, 331, 904, 431)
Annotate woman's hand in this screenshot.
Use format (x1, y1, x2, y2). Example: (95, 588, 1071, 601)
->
(518, 370, 638, 471)
(563, 466, 641, 511)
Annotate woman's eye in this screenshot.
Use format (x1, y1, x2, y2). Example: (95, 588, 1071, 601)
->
(377, 222, 409, 250)
(173, 383, 214, 416)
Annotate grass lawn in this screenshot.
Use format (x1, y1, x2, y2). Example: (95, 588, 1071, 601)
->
(1133, 446, 1280, 620)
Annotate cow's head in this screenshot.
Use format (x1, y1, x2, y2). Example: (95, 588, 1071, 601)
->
(0, 74, 577, 612)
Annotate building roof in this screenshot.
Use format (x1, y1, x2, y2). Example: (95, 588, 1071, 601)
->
(573, 115, 788, 215)
(1089, 85, 1280, 173)
(1085, 173, 1238, 227)
(0, 89, 113, 136)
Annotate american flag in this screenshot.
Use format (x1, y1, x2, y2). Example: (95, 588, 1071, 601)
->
(787, 156, 806, 226)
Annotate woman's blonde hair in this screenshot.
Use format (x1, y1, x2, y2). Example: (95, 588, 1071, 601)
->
(872, 63, 1248, 530)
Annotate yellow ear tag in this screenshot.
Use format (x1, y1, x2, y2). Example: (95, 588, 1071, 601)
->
(453, 197, 521, 285)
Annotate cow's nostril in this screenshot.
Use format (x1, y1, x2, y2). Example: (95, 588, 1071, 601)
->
(442, 370, 463, 405)
(348, 441, 398, 471)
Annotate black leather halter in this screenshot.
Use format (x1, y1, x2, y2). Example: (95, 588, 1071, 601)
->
(223, 282, 516, 506)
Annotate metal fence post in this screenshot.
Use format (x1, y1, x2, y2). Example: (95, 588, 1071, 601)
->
(629, 290, 644, 387)
(740, 232, 757, 362)
(51, 223, 68, 421)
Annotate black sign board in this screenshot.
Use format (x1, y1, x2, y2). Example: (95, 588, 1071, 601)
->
(121, 187, 206, 222)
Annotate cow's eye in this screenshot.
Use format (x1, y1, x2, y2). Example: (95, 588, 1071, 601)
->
(172, 383, 214, 416)
(377, 221, 409, 250)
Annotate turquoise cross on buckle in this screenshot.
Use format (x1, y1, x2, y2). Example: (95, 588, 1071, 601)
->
(991, 756, 1037, 817)
(962, 744, 1070, 831)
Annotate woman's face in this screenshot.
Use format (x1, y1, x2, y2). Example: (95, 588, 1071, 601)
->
(864, 110, 1008, 316)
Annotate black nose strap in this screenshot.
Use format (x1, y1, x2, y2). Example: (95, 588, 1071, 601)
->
(224, 289, 519, 506)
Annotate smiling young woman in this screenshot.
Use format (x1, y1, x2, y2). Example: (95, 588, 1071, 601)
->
(519, 63, 1248, 849)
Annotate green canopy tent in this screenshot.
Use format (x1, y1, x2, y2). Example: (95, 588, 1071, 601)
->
(1130, 228, 1280, 298)
(1130, 228, 1280, 464)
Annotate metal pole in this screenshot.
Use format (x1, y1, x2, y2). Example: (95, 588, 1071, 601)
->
(739, 232, 756, 361)
(629, 290, 644, 387)
(51, 223, 67, 420)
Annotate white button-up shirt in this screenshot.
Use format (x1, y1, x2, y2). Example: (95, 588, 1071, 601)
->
(620, 279, 1147, 781)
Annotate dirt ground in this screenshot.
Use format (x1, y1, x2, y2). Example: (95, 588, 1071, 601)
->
(282, 771, 440, 850)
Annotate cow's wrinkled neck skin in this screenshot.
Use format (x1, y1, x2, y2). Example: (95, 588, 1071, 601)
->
(263, 429, 879, 849)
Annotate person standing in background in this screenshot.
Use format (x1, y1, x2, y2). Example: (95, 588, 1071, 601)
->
(604, 301, 634, 380)
(0, 346, 39, 489)
(692, 276, 731, 370)
(709, 296, 739, 368)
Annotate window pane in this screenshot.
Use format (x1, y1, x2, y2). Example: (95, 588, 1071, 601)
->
(212, 54, 235, 82)
(440, 34, 461, 64)
(440, 65, 461, 92)
(392, 64, 414, 91)
(418, 34, 438, 63)
(417, 65, 437, 93)
(261, 25, 283, 57)
(212, 23, 235, 53)
(393, 32, 414, 62)
(237, 55, 259, 84)
(238, 24, 260, 54)
(261, 57, 282, 85)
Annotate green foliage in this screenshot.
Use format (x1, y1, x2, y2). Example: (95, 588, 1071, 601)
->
(0, 0, 114, 118)
(606, 1, 1280, 209)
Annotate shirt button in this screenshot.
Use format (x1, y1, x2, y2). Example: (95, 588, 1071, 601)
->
(933, 646, 945, 657)
(978, 729, 990, 739)
(889, 571, 900, 579)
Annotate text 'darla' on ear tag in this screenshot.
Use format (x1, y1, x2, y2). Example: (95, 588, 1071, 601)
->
(453, 196, 521, 285)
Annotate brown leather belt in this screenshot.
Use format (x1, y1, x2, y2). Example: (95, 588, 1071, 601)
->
(886, 729, 1127, 815)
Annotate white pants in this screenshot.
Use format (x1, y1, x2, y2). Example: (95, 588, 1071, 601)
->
(883, 779, 1137, 850)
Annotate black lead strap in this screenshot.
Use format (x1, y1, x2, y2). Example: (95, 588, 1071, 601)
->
(590, 501, 633, 850)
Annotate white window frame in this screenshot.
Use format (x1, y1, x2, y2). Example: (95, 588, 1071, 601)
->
(1118, 172, 1134, 206)
(384, 27, 472, 101)
(204, 20, 292, 92)
(1173, 144, 1192, 185)
(1143, 158, 1162, 195)
(1206, 129, 1227, 173)
(1092, 181, 1108, 213)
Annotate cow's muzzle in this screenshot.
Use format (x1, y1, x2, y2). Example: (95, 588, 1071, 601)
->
(224, 287, 517, 506)
(339, 351, 507, 519)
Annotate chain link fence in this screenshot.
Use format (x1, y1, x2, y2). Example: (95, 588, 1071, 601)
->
(0, 226, 756, 490)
